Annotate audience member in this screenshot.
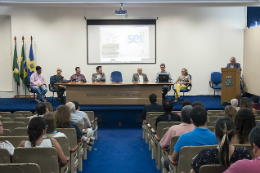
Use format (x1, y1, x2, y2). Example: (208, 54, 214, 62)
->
(160, 105, 194, 148)
(238, 97, 257, 115)
(190, 116, 251, 173)
(252, 96, 260, 111)
(232, 108, 256, 144)
(192, 101, 204, 108)
(17, 117, 68, 165)
(44, 102, 53, 112)
(225, 105, 237, 120)
(182, 100, 192, 108)
(231, 98, 239, 111)
(164, 106, 218, 172)
(142, 93, 163, 120)
(29, 102, 49, 120)
(55, 105, 94, 144)
(71, 101, 94, 137)
(43, 112, 66, 138)
(66, 102, 84, 126)
(155, 100, 181, 128)
(0, 121, 14, 156)
(224, 126, 260, 173)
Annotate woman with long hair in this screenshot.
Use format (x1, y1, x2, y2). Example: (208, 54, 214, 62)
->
(232, 108, 256, 144)
(43, 112, 66, 138)
(17, 117, 68, 165)
(55, 105, 94, 145)
(224, 105, 237, 120)
(190, 116, 252, 173)
(238, 97, 257, 115)
(174, 68, 191, 102)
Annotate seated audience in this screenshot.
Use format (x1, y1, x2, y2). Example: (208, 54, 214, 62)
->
(142, 93, 163, 120)
(155, 100, 181, 128)
(66, 102, 84, 126)
(182, 100, 192, 107)
(252, 95, 260, 111)
(159, 105, 194, 148)
(190, 116, 252, 173)
(17, 117, 68, 166)
(224, 126, 260, 173)
(71, 101, 94, 137)
(29, 102, 49, 120)
(238, 97, 257, 115)
(225, 105, 237, 120)
(164, 106, 218, 172)
(0, 121, 14, 156)
(55, 105, 94, 144)
(43, 113, 66, 138)
(231, 98, 239, 111)
(232, 108, 256, 144)
(192, 101, 204, 108)
(44, 102, 53, 112)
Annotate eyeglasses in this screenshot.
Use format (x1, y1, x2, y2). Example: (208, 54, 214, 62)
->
(181, 71, 186, 72)
(0, 123, 3, 127)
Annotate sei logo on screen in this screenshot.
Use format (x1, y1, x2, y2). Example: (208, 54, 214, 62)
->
(127, 32, 145, 43)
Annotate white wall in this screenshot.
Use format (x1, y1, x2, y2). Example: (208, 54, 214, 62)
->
(0, 6, 245, 98)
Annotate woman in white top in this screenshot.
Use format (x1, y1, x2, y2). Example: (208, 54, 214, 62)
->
(43, 112, 66, 138)
(0, 121, 15, 156)
(17, 117, 67, 165)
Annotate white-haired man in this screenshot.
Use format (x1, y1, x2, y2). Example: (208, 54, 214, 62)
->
(226, 57, 242, 71)
(66, 102, 84, 126)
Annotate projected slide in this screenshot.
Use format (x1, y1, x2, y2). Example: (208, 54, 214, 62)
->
(87, 20, 156, 64)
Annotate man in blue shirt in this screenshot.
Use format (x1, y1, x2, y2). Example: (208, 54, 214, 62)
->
(164, 106, 218, 172)
(154, 63, 173, 100)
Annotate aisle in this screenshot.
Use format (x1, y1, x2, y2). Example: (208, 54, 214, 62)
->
(81, 128, 160, 173)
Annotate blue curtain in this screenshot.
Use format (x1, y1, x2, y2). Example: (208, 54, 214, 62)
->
(247, 7, 260, 28)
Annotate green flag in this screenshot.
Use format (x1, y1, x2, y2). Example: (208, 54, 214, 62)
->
(19, 44, 28, 86)
(12, 44, 20, 85)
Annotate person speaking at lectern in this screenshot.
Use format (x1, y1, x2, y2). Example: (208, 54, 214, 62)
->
(226, 57, 242, 71)
(132, 67, 149, 82)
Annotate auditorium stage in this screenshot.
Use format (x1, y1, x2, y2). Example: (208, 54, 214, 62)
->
(0, 95, 226, 127)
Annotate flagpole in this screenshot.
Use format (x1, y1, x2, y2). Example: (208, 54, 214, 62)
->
(22, 36, 27, 97)
(15, 36, 19, 98)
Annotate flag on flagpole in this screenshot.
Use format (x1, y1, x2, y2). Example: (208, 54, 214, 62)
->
(12, 44, 20, 85)
(19, 44, 28, 86)
(28, 44, 36, 81)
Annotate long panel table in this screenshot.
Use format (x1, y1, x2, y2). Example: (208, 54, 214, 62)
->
(58, 82, 172, 105)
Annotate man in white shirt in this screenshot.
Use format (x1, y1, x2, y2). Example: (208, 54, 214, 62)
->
(132, 67, 149, 82)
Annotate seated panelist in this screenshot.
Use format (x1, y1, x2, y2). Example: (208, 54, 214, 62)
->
(174, 68, 191, 102)
(92, 66, 106, 82)
(52, 68, 65, 102)
(132, 67, 149, 82)
(226, 57, 242, 71)
(70, 67, 86, 82)
(30, 66, 47, 103)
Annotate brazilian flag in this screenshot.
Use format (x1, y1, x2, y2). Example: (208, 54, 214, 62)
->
(28, 45, 36, 81)
(12, 44, 20, 85)
(19, 44, 28, 86)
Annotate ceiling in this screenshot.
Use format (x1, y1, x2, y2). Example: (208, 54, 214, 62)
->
(0, 0, 260, 7)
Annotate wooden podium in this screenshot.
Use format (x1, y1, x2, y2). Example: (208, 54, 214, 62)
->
(221, 68, 241, 104)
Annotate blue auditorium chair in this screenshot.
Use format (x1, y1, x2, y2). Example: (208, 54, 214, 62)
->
(110, 71, 123, 82)
(209, 72, 221, 98)
(173, 74, 192, 101)
(48, 76, 57, 102)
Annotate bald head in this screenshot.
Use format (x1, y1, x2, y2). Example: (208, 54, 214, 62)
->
(137, 68, 142, 75)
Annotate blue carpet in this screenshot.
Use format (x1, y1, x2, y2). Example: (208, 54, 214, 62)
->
(80, 128, 160, 173)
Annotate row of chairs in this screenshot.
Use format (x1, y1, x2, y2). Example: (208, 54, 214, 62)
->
(0, 110, 98, 173)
